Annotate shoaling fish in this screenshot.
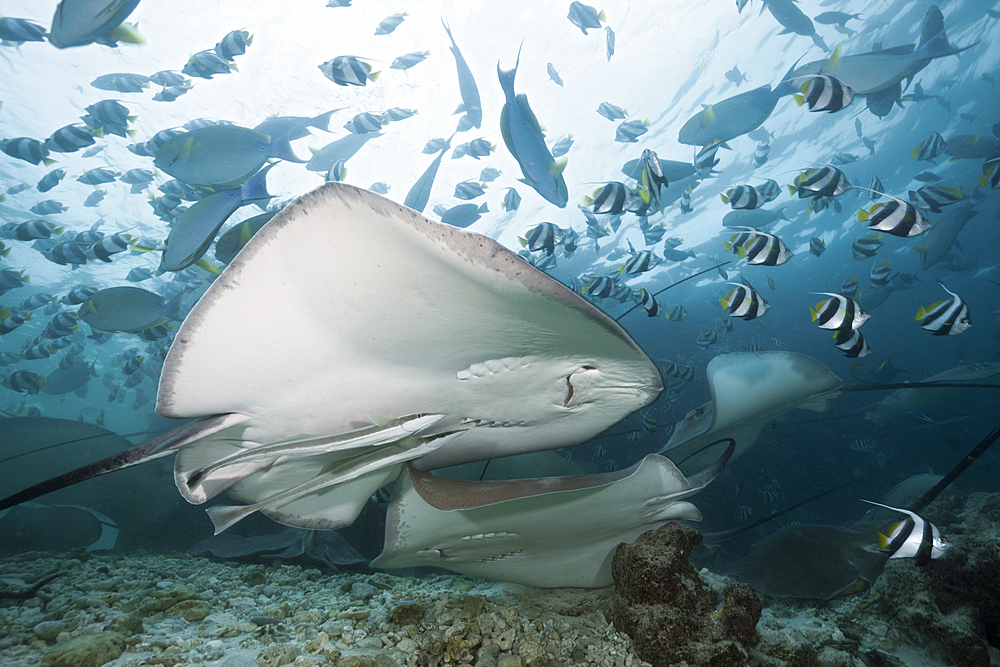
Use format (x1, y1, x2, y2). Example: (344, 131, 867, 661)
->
(678, 62, 798, 146)
(78, 286, 191, 333)
(762, 0, 828, 51)
(160, 165, 274, 272)
(442, 18, 482, 130)
(811, 292, 869, 332)
(498, 49, 569, 208)
(916, 282, 972, 336)
(914, 191, 990, 270)
(858, 192, 931, 238)
(404, 133, 454, 213)
(792, 6, 974, 96)
(48, 0, 143, 48)
(0, 183, 663, 558)
(721, 282, 769, 320)
(154, 124, 304, 187)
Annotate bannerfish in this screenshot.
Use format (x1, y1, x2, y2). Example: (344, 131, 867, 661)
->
(861, 500, 950, 564)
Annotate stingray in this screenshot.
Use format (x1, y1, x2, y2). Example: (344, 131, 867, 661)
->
(372, 447, 731, 589)
(726, 524, 887, 600)
(659, 351, 842, 473)
(194, 526, 365, 568)
(0, 183, 662, 541)
(864, 362, 1000, 423)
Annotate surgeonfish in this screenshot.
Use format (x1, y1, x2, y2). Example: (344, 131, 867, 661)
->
(567, 2, 605, 34)
(861, 500, 950, 564)
(48, 0, 143, 48)
(391, 51, 429, 70)
(498, 49, 569, 208)
(597, 102, 628, 121)
(547, 63, 564, 86)
(154, 124, 303, 187)
(792, 7, 974, 95)
(442, 19, 482, 129)
(375, 12, 407, 36)
(916, 282, 972, 336)
(404, 134, 453, 213)
(678, 62, 798, 146)
(78, 286, 191, 333)
(160, 164, 274, 272)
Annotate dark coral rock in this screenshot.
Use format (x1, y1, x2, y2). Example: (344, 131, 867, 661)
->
(874, 492, 1000, 667)
(609, 523, 762, 667)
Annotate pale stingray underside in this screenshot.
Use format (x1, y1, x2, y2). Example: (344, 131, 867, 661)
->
(153, 183, 662, 533)
(372, 454, 713, 588)
(660, 352, 842, 473)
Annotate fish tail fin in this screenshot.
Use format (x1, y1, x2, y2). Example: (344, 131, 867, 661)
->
(915, 306, 929, 320)
(858, 208, 871, 222)
(793, 93, 805, 106)
(267, 135, 307, 164)
(369, 70, 381, 82)
(911, 148, 919, 159)
(241, 163, 275, 202)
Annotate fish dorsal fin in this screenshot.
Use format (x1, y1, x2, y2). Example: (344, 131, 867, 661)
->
(823, 44, 842, 74)
(703, 105, 716, 126)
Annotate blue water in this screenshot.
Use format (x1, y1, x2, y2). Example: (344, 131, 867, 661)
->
(0, 1, 998, 569)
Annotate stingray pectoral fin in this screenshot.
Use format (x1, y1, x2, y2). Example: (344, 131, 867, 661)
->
(207, 431, 465, 533)
(174, 413, 446, 503)
(0, 414, 243, 512)
(661, 352, 842, 473)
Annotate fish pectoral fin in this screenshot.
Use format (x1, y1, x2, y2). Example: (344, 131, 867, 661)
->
(548, 157, 568, 178)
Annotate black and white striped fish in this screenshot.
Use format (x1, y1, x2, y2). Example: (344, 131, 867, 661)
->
(522, 222, 565, 255)
(834, 328, 870, 357)
(809, 237, 826, 257)
(916, 282, 972, 336)
(790, 166, 851, 199)
(866, 176, 884, 201)
(585, 275, 617, 298)
(909, 184, 963, 213)
(635, 287, 660, 317)
(851, 233, 883, 259)
(861, 500, 951, 564)
(811, 292, 869, 331)
(912, 132, 946, 161)
(859, 197, 931, 237)
(793, 75, 854, 112)
(869, 260, 893, 288)
(638, 148, 669, 207)
(754, 136, 770, 168)
(694, 141, 722, 177)
(720, 282, 769, 320)
(733, 227, 792, 266)
(586, 181, 629, 214)
(721, 185, 761, 210)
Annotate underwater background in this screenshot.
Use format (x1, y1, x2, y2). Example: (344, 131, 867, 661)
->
(1, 0, 1000, 648)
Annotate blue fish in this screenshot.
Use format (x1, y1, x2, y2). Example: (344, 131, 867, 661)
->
(498, 49, 569, 208)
